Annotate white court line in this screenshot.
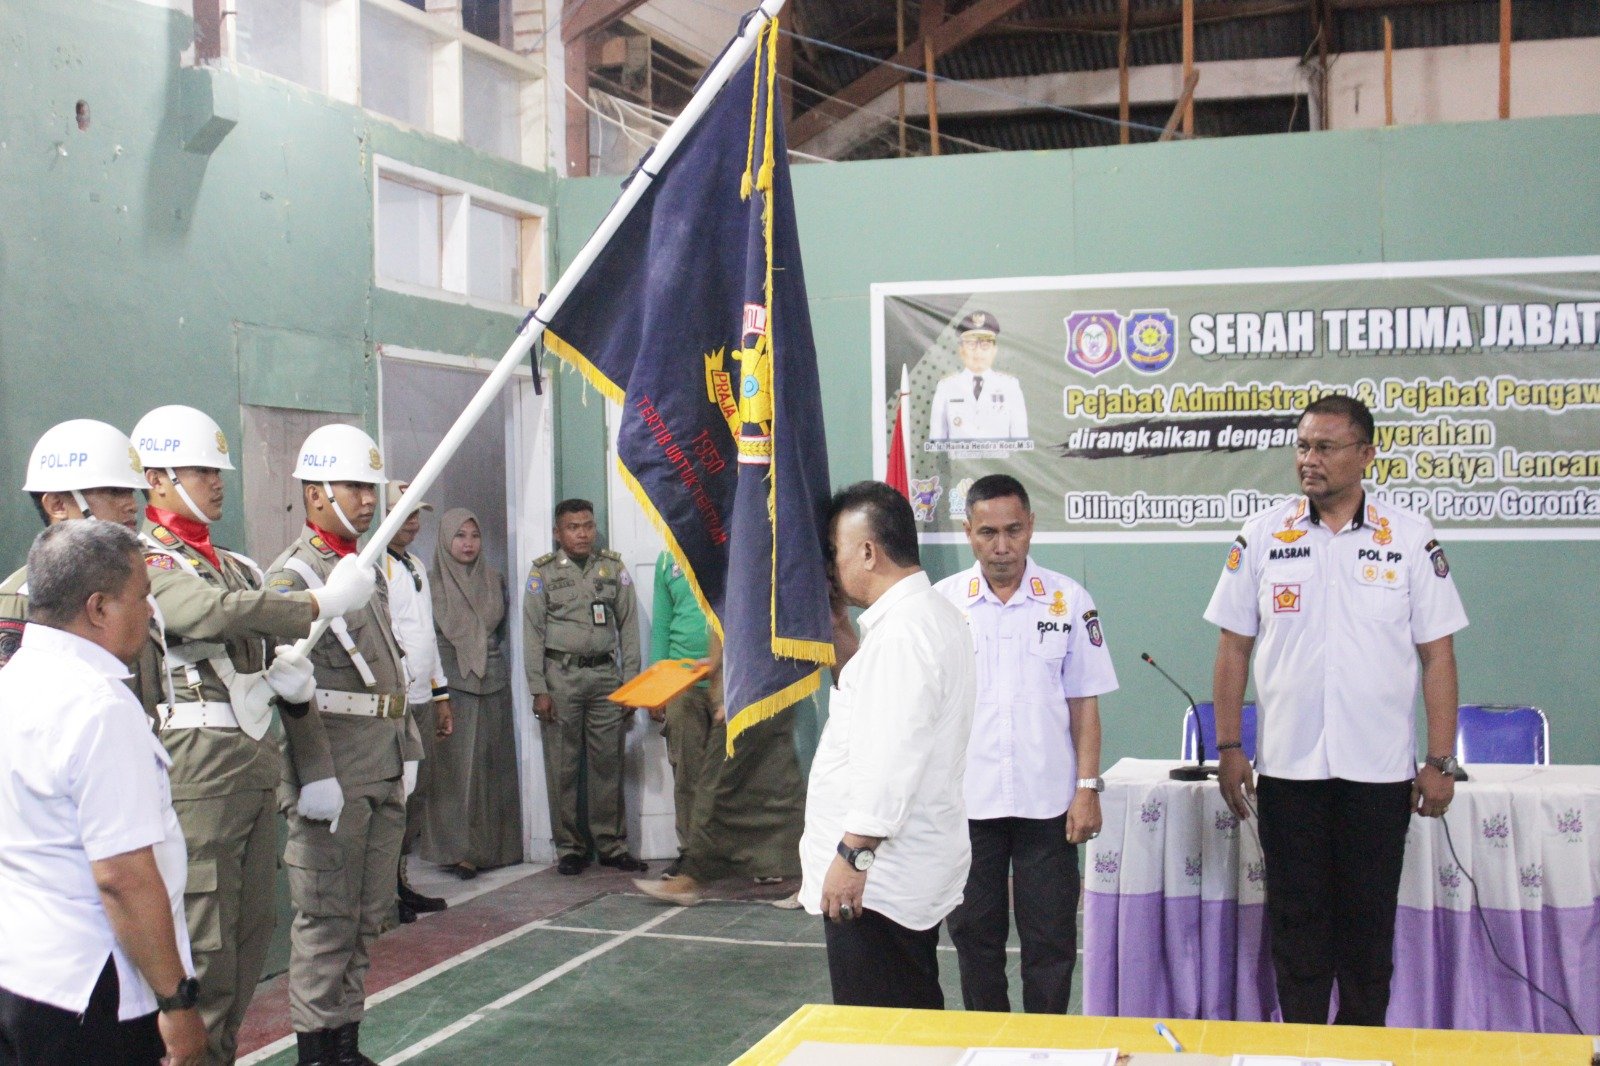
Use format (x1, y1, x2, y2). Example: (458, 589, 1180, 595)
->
(237, 915, 557, 1066)
(538, 923, 1051, 954)
(379, 908, 684, 1064)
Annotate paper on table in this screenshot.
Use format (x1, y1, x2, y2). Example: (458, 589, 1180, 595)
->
(955, 1050, 1117, 1066)
(1232, 1058, 1393, 1066)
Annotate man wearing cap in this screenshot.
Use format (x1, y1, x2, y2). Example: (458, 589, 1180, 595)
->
(265, 425, 419, 1066)
(132, 404, 375, 1065)
(928, 311, 1029, 442)
(381, 480, 453, 923)
(522, 498, 646, 876)
(1, 419, 148, 669)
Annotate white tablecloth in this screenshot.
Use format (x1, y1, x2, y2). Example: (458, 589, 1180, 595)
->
(1082, 758, 1600, 1033)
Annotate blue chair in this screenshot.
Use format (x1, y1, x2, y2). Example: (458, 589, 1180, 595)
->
(1455, 704, 1550, 765)
(1180, 701, 1258, 762)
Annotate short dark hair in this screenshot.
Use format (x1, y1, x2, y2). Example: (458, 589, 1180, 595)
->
(554, 498, 594, 522)
(827, 481, 920, 568)
(1301, 395, 1374, 443)
(26, 520, 142, 628)
(965, 474, 1029, 513)
(28, 492, 50, 526)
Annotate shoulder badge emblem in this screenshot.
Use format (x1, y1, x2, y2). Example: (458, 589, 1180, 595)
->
(1225, 536, 1245, 573)
(527, 572, 543, 594)
(145, 552, 178, 572)
(1082, 608, 1104, 647)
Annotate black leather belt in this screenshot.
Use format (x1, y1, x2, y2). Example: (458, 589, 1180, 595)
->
(546, 651, 615, 669)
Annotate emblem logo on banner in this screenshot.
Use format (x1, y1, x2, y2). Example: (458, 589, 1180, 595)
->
(1123, 310, 1178, 374)
(910, 475, 942, 523)
(1064, 311, 1124, 375)
(947, 476, 974, 520)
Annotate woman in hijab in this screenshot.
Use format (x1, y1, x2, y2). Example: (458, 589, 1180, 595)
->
(421, 508, 523, 878)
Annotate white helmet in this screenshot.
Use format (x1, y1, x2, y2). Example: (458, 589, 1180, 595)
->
(24, 419, 147, 493)
(131, 405, 236, 472)
(295, 425, 386, 538)
(293, 425, 387, 485)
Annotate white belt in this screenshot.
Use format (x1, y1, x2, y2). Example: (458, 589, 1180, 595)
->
(315, 689, 407, 719)
(160, 701, 239, 730)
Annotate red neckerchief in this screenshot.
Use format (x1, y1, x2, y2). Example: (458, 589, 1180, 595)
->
(308, 522, 358, 558)
(146, 505, 221, 570)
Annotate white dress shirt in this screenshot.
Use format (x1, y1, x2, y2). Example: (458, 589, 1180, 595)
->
(800, 572, 977, 930)
(385, 548, 447, 705)
(1204, 494, 1468, 783)
(934, 558, 1119, 820)
(0, 624, 192, 1018)
(928, 369, 1029, 440)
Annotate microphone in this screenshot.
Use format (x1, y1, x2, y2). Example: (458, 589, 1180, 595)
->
(1142, 652, 1216, 781)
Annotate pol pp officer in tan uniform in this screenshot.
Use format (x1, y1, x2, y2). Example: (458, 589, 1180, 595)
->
(522, 498, 644, 875)
(266, 424, 419, 1066)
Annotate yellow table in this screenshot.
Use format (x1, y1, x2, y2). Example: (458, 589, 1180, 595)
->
(733, 1005, 1595, 1066)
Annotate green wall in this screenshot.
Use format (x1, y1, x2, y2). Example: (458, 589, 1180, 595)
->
(0, 0, 550, 565)
(554, 116, 1600, 766)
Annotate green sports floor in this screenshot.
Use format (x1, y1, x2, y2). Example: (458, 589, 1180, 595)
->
(236, 865, 1080, 1065)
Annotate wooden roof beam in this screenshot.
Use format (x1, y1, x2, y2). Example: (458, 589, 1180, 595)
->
(790, 0, 1035, 149)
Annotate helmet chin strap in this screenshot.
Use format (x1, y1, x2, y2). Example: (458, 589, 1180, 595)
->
(168, 468, 215, 525)
(324, 482, 362, 538)
(70, 489, 96, 521)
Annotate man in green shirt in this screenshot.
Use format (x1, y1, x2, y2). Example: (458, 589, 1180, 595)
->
(649, 550, 711, 875)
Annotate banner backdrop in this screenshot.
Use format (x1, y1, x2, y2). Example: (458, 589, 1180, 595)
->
(871, 257, 1600, 543)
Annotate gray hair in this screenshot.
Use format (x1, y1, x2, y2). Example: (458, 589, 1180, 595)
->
(26, 520, 143, 627)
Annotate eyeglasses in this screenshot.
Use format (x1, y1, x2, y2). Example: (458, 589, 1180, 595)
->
(1295, 439, 1368, 457)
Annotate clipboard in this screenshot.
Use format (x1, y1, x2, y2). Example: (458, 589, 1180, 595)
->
(608, 658, 710, 708)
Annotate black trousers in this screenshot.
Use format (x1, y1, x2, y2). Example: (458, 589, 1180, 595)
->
(945, 814, 1079, 1013)
(0, 957, 163, 1065)
(822, 909, 944, 1009)
(1256, 775, 1414, 1027)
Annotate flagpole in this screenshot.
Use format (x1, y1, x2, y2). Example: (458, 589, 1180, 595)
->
(287, 0, 789, 659)
(898, 364, 912, 488)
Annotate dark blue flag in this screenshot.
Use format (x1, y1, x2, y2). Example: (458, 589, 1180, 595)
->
(542, 18, 833, 749)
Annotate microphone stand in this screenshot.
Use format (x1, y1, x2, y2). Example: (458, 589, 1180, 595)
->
(1142, 652, 1218, 781)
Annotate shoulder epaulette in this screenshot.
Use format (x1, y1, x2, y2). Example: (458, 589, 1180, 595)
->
(308, 534, 338, 559)
(599, 548, 623, 561)
(533, 551, 557, 567)
(150, 525, 181, 548)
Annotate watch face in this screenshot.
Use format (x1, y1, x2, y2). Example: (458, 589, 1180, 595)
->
(852, 849, 874, 871)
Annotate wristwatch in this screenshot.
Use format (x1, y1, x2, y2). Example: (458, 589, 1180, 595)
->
(836, 840, 875, 872)
(156, 976, 200, 1013)
(1076, 777, 1105, 793)
(1424, 753, 1461, 777)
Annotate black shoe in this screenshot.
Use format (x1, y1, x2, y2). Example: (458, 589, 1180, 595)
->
(333, 1021, 379, 1066)
(397, 898, 417, 924)
(599, 853, 648, 873)
(295, 1029, 335, 1066)
(450, 862, 479, 881)
(661, 854, 684, 879)
(557, 854, 588, 875)
(398, 881, 448, 913)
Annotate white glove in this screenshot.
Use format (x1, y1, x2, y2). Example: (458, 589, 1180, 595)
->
(403, 760, 419, 798)
(314, 556, 377, 618)
(265, 645, 316, 704)
(298, 776, 345, 833)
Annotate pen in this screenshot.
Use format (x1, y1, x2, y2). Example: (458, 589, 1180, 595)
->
(1154, 1021, 1184, 1053)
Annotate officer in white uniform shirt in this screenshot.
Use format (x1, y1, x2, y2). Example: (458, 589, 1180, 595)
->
(0, 521, 206, 1065)
(927, 311, 1029, 441)
(934, 474, 1117, 1015)
(1204, 395, 1467, 1028)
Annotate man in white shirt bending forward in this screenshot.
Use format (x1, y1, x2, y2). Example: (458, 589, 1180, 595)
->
(0, 520, 206, 1065)
(800, 481, 977, 1009)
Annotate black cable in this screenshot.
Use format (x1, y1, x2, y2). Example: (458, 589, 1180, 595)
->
(1439, 816, 1585, 1037)
(1239, 794, 1587, 1037)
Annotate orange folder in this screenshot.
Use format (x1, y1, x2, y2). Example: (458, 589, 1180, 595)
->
(608, 658, 710, 708)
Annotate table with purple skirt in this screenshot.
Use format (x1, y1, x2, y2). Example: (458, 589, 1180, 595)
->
(1082, 758, 1600, 1033)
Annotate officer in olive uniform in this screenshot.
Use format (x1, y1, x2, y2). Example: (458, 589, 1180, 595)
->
(266, 424, 419, 1066)
(133, 405, 376, 1066)
(522, 498, 645, 875)
(1, 419, 148, 668)
(928, 310, 1030, 441)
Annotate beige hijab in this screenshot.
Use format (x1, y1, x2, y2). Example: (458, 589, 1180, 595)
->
(431, 508, 505, 681)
